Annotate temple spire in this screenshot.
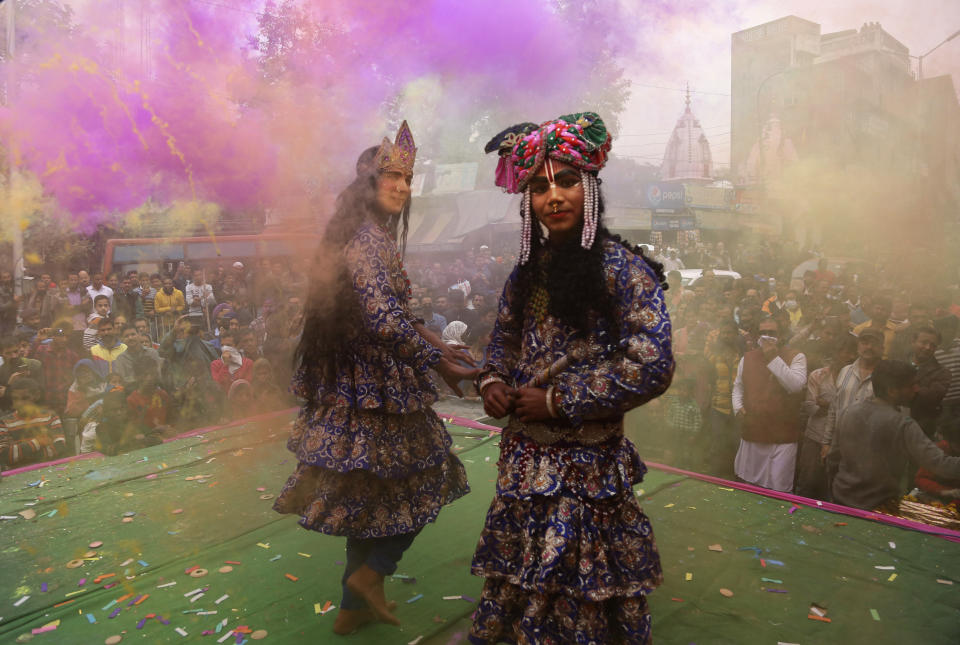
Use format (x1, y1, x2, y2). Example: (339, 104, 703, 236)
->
(660, 87, 714, 182)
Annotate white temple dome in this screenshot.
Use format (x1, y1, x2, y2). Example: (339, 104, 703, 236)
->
(660, 86, 714, 182)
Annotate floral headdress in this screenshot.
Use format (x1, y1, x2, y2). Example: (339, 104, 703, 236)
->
(486, 112, 612, 263)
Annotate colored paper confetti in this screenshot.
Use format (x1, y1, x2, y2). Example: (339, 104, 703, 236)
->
(870, 608, 880, 621)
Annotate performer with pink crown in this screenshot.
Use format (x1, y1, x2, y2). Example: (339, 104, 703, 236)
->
(274, 122, 476, 634)
(471, 113, 674, 644)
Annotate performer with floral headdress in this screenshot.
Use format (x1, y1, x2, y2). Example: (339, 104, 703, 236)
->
(274, 122, 475, 634)
(471, 112, 674, 643)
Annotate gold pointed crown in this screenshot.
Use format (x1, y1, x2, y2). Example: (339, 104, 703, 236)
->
(374, 120, 417, 175)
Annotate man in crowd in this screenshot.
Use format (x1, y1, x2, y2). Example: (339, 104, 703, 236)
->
(705, 319, 742, 478)
(154, 277, 186, 338)
(0, 377, 65, 470)
(795, 334, 858, 500)
(185, 268, 216, 330)
(134, 273, 157, 340)
(853, 294, 898, 358)
(420, 295, 447, 335)
(831, 360, 960, 510)
(90, 317, 127, 378)
(113, 326, 162, 386)
(935, 315, 960, 429)
(0, 335, 45, 412)
(732, 315, 808, 492)
(0, 270, 18, 337)
(86, 272, 114, 313)
(112, 275, 138, 322)
(822, 328, 884, 463)
(890, 301, 933, 361)
(24, 274, 58, 328)
(907, 325, 951, 439)
(34, 327, 79, 415)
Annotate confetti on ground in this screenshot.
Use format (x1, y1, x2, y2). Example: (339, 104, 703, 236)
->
(789, 505, 799, 514)
(407, 593, 424, 603)
(297, 553, 311, 558)
(760, 577, 782, 584)
(684, 573, 692, 581)
(13, 596, 29, 607)
(442, 595, 462, 600)
(408, 636, 424, 645)
(875, 565, 895, 570)
(708, 544, 723, 552)
(870, 608, 881, 621)
(719, 588, 734, 597)
(888, 542, 896, 549)
(215, 594, 229, 605)
(936, 579, 953, 585)
(808, 614, 832, 623)
(284, 574, 298, 582)
(888, 573, 897, 582)
(174, 626, 188, 637)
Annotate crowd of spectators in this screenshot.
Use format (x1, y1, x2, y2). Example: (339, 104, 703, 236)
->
(4, 236, 960, 522)
(650, 239, 960, 514)
(0, 259, 303, 469)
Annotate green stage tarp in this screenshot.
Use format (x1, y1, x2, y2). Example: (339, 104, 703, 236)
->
(1, 411, 958, 644)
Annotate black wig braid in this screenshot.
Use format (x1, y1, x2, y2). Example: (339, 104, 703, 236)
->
(510, 188, 668, 338)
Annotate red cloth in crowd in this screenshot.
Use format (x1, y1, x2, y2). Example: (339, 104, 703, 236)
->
(915, 439, 960, 505)
(210, 357, 253, 392)
(126, 388, 171, 428)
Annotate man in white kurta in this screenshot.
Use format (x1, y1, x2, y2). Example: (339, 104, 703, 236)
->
(732, 316, 807, 492)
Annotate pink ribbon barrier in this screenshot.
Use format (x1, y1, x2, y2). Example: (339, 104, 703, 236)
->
(440, 414, 960, 543)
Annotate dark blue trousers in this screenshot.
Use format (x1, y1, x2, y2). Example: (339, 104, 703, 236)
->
(340, 529, 421, 610)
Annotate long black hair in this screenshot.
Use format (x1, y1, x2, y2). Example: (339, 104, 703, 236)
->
(510, 183, 668, 337)
(294, 146, 412, 400)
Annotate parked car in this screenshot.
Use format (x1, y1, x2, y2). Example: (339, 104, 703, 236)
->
(678, 268, 742, 288)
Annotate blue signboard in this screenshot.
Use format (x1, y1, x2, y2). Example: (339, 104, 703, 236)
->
(652, 214, 697, 231)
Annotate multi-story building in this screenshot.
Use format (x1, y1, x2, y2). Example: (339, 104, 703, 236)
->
(730, 16, 960, 252)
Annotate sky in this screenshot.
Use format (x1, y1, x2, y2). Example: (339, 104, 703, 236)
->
(619, 0, 960, 170)
(3, 0, 958, 230)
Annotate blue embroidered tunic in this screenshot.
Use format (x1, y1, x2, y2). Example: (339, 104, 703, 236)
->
(274, 222, 469, 538)
(470, 239, 673, 645)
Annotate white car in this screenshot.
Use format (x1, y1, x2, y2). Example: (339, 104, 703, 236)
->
(677, 268, 742, 287)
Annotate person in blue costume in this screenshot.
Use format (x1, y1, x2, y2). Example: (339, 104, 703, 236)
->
(471, 113, 674, 644)
(274, 122, 476, 634)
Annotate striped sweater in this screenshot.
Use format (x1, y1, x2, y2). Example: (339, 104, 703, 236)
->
(0, 409, 66, 470)
(935, 339, 960, 406)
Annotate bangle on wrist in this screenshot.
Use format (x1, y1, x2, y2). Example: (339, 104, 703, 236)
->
(545, 385, 559, 419)
(477, 374, 503, 396)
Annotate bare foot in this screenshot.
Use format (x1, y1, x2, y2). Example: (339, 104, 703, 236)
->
(332, 602, 398, 635)
(345, 565, 400, 626)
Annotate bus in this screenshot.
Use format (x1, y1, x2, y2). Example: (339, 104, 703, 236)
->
(101, 232, 321, 277)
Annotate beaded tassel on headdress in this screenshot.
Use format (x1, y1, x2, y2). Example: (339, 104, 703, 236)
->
(520, 189, 533, 265)
(581, 171, 599, 250)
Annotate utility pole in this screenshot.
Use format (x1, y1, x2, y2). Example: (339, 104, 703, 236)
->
(4, 0, 23, 296)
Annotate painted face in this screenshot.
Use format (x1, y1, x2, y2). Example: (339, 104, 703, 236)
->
(528, 159, 584, 245)
(375, 170, 412, 216)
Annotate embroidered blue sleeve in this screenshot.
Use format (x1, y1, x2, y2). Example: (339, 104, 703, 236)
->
(344, 227, 441, 371)
(478, 266, 523, 387)
(554, 249, 674, 425)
